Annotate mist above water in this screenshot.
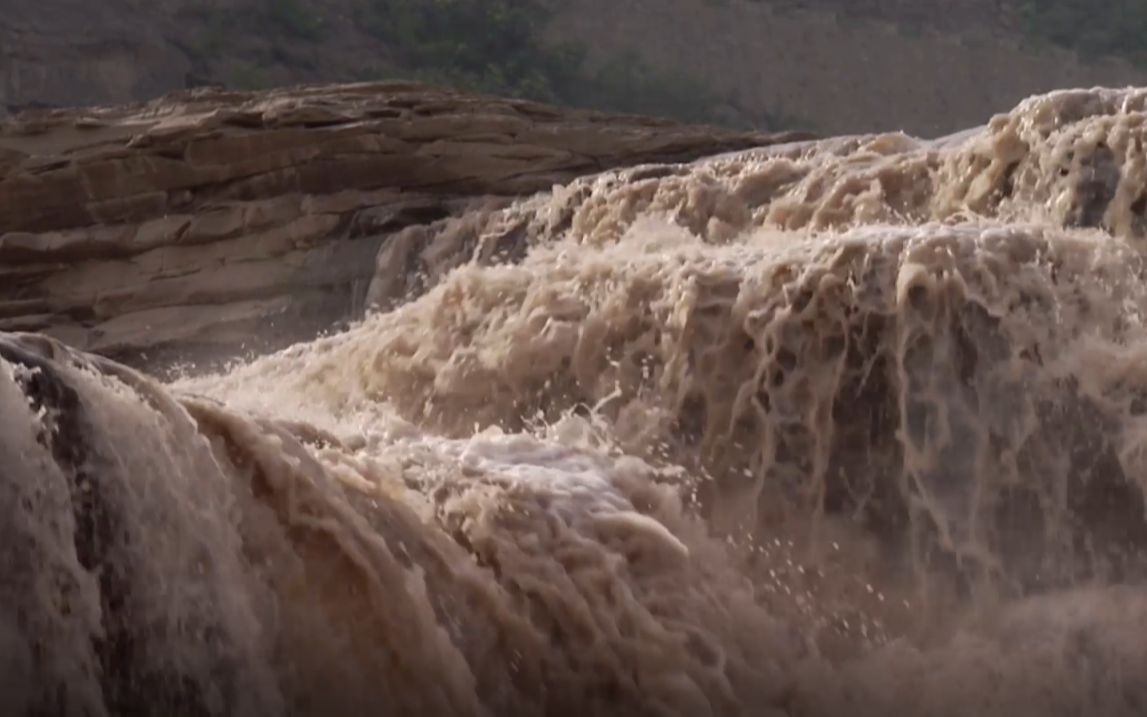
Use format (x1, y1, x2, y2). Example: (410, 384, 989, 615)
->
(4, 88, 1147, 716)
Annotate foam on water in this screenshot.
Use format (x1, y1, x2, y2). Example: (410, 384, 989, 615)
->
(5, 88, 1147, 715)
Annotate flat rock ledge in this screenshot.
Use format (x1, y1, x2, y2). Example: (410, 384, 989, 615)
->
(0, 81, 807, 371)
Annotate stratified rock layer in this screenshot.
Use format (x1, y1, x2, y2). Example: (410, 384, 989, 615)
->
(0, 82, 806, 369)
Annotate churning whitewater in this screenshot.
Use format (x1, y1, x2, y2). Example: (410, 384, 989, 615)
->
(6, 87, 1147, 716)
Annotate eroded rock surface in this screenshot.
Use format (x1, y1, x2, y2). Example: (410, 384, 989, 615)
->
(0, 82, 806, 370)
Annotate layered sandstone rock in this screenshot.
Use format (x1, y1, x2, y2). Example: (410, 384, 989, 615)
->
(0, 82, 806, 371)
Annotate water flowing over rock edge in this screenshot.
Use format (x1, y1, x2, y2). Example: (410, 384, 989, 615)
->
(4, 87, 1147, 716)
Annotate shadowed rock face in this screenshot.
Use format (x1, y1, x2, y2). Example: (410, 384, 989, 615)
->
(0, 82, 808, 372)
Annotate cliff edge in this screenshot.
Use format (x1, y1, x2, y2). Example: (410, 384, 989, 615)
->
(0, 82, 807, 371)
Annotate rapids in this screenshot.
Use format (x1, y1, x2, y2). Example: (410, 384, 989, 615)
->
(5, 88, 1147, 715)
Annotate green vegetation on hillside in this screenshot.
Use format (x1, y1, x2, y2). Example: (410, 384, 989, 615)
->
(354, 0, 577, 105)
(266, 0, 326, 41)
(750, 0, 1147, 67)
(1017, 0, 1147, 66)
(352, 0, 780, 127)
(180, 0, 800, 131)
(178, 0, 1147, 132)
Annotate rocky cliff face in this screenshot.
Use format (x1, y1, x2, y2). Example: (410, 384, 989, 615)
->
(0, 82, 805, 372)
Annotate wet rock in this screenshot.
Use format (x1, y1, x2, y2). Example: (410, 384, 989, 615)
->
(0, 82, 801, 370)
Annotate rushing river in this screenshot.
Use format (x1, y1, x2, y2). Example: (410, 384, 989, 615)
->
(5, 88, 1147, 716)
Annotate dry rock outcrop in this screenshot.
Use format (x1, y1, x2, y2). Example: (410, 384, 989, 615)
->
(0, 82, 806, 371)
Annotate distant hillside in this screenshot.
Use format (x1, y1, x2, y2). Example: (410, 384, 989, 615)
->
(2, 0, 1145, 135)
(547, 0, 1147, 135)
(0, 0, 748, 127)
(766, 0, 1147, 67)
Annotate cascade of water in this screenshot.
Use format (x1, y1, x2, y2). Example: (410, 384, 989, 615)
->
(5, 88, 1147, 716)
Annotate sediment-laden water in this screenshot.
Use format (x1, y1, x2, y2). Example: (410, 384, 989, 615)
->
(5, 88, 1147, 716)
